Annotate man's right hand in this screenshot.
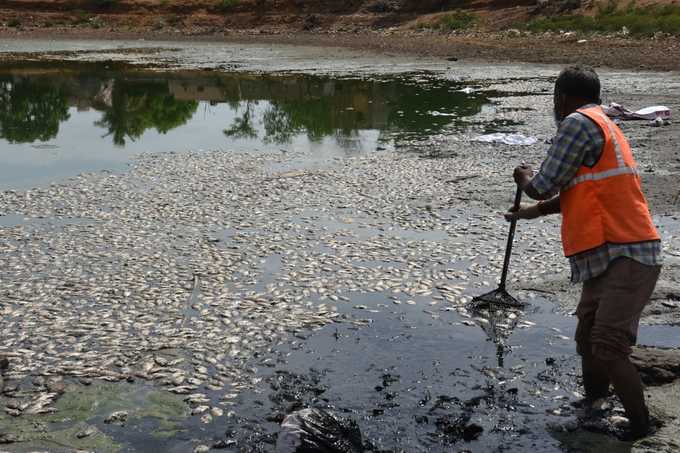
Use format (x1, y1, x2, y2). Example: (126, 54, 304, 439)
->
(513, 164, 534, 188)
(504, 203, 541, 222)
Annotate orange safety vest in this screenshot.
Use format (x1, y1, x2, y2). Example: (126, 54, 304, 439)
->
(560, 105, 660, 257)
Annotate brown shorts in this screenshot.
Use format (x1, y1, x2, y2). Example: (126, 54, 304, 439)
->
(575, 257, 661, 361)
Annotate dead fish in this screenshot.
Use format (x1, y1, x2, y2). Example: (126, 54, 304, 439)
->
(104, 411, 128, 425)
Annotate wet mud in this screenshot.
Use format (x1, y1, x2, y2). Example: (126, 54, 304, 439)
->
(0, 41, 679, 452)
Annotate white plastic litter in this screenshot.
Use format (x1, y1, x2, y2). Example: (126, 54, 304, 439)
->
(650, 117, 671, 127)
(603, 103, 672, 121)
(473, 133, 538, 146)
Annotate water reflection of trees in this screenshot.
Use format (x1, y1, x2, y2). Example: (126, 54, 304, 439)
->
(223, 101, 257, 140)
(219, 75, 488, 146)
(261, 97, 356, 144)
(0, 69, 489, 150)
(95, 80, 198, 146)
(0, 78, 70, 143)
(0, 75, 198, 146)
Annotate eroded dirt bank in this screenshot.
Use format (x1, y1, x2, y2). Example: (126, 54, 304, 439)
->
(2, 0, 680, 71)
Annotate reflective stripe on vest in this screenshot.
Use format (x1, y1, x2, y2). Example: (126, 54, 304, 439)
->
(587, 108, 626, 167)
(562, 108, 635, 192)
(564, 165, 639, 190)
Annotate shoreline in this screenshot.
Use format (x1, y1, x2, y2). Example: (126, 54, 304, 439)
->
(2, 28, 680, 72)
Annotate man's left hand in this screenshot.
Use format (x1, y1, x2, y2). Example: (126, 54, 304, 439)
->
(513, 164, 534, 187)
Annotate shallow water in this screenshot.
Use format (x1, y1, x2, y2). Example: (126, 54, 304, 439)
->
(0, 63, 493, 190)
(211, 284, 679, 452)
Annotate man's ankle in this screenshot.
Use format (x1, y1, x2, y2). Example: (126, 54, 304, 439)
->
(629, 408, 650, 437)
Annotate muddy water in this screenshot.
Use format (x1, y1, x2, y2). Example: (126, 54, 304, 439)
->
(1, 41, 680, 453)
(210, 278, 677, 451)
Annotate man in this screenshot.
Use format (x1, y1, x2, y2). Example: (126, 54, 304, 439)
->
(506, 66, 662, 440)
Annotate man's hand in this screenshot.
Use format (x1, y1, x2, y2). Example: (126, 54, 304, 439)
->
(513, 164, 534, 188)
(504, 203, 541, 222)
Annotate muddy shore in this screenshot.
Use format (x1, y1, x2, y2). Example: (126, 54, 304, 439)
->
(2, 27, 680, 72)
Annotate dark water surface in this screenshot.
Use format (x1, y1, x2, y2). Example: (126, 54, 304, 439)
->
(0, 62, 491, 190)
(140, 290, 675, 453)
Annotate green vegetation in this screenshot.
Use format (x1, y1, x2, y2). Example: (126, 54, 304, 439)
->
(430, 11, 478, 32)
(217, 0, 240, 12)
(8, 18, 21, 27)
(0, 78, 70, 143)
(95, 80, 199, 146)
(526, 1, 680, 36)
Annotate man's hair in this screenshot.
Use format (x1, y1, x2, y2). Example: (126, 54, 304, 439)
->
(554, 66, 601, 104)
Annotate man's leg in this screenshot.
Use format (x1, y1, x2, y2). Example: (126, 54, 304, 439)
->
(598, 350, 649, 437)
(581, 352, 610, 402)
(575, 276, 610, 402)
(590, 258, 661, 438)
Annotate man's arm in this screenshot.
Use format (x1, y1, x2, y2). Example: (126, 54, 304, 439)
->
(538, 195, 561, 215)
(514, 112, 603, 201)
(504, 195, 560, 221)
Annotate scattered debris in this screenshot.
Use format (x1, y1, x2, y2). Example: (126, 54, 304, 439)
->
(104, 411, 129, 425)
(75, 425, 99, 439)
(603, 103, 672, 121)
(472, 133, 538, 146)
(276, 408, 364, 453)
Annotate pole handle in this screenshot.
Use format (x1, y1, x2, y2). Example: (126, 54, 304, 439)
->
(511, 184, 523, 211)
(499, 185, 522, 290)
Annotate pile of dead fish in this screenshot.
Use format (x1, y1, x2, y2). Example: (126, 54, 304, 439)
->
(0, 145, 655, 421)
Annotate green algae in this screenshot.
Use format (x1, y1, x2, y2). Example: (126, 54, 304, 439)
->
(0, 416, 120, 453)
(0, 380, 189, 451)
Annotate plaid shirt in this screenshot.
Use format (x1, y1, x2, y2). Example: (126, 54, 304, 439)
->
(528, 105, 662, 283)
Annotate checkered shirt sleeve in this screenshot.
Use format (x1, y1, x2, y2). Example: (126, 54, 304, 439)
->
(528, 112, 605, 199)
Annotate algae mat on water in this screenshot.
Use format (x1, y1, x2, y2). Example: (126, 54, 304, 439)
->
(0, 381, 189, 452)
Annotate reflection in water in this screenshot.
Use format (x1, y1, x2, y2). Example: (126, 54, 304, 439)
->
(0, 78, 70, 143)
(224, 101, 258, 140)
(94, 80, 199, 146)
(0, 66, 490, 150)
(0, 65, 495, 189)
